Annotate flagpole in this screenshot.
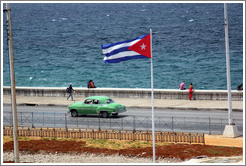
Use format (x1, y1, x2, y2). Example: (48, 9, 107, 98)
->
(224, 3, 233, 125)
(150, 29, 155, 163)
(222, 3, 239, 137)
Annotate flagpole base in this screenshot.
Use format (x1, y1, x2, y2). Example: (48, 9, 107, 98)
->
(223, 124, 240, 138)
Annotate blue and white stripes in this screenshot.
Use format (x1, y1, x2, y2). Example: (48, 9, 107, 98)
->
(101, 35, 148, 63)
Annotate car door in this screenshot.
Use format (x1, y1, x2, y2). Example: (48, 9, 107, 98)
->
(79, 99, 92, 114)
(90, 99, 100, 114)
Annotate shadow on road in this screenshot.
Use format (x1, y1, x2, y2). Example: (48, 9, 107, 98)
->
(70, 114, 129, 119)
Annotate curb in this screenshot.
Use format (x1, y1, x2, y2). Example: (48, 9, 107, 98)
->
(3, 103, 243, 112)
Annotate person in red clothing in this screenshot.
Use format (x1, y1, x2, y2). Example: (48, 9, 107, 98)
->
(189, 83, 194, 100)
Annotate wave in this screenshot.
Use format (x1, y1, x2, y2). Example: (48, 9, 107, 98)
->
(59, 17, 68, 21)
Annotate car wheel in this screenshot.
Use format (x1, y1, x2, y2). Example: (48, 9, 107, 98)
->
(71, 110, 78, 117)
(99, 112, 103, 118)
(102, 112, 108, 118)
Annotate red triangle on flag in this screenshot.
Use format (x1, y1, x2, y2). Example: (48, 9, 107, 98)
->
(128, 34, 151, 58)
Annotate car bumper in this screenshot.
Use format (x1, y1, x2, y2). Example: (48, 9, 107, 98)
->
(112, 109, 127, 114)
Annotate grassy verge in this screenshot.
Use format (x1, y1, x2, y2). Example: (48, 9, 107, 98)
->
(3, 136, 169, 150)
(84, 139, 169, 149)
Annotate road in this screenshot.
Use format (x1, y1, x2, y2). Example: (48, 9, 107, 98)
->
(3, 105, 244, 118)
(3, 105, 243, 135)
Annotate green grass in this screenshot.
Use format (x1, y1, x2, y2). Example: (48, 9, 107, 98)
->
(84, 139, 169, 150)
(206, 146, 232, 156)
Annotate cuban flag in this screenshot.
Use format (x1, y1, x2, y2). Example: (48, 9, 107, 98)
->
(101, 34, 151, 63)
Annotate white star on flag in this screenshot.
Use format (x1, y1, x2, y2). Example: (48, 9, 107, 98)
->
(141, 43, 146, 50)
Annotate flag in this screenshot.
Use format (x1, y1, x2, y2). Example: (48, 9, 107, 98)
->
(101, 34, 151, 63)
(102, 30, 156, 163)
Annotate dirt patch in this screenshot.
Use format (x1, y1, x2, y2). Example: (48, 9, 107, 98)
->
(3, 139, 242, 163)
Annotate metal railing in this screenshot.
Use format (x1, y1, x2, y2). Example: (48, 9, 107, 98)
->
(3, 111, 243, 135)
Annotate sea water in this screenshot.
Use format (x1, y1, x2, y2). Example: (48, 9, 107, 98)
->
(2, 3, 243, 90)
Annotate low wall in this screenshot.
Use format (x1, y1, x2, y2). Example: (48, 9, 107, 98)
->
(3, 86, 243, 101)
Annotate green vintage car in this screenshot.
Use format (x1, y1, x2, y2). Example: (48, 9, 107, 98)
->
(68, 96, 127, 118)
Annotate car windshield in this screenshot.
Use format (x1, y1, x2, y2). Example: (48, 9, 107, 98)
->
(106, 99, 114, 104)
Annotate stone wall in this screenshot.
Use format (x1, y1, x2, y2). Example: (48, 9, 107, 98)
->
(3, 86, 243, 101)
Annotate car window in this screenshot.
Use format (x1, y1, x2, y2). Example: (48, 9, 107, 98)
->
(93, 99, 101, 104)
(106, 99, 114, 104)
(84, 99, 92, 104)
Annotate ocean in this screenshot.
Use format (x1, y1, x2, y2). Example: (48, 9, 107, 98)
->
(2, 3, 243, 90)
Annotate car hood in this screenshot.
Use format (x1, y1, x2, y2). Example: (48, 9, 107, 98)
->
(68, 102, 81, 107)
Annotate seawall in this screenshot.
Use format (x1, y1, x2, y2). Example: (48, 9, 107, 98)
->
(3, 86, 243, 101)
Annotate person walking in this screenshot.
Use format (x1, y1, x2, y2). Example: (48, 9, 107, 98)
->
(67, 83, 74, 101)
(189, 83, 194, 100)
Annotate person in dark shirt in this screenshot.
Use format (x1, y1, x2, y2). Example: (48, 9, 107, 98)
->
(67, 83, 74, 100)
(237, 84, 243, 91)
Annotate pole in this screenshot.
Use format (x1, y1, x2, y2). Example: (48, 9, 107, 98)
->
(5, 3, 20, 162)
(224, 3, 233, 125)
(150, 29, 155, 163)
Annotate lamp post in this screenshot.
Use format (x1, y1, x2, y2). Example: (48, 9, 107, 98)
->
(4, 3, 20, 162)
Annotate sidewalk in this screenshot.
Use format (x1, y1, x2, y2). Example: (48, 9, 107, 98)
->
(205, 134, 243, 148)
(3, 95, 243, 111)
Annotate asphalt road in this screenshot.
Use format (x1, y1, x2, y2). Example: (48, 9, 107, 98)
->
(3, 105, 243, 135)
(3, 105, 244, 118)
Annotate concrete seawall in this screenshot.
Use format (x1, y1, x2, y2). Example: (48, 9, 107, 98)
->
(3, 86, 243, 101)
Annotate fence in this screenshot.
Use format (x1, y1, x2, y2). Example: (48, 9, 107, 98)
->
(3, 126, 205, 144)
(3, 111, 243, 135)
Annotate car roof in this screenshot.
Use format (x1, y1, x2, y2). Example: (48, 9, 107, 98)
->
(85, 96, 111, 100)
